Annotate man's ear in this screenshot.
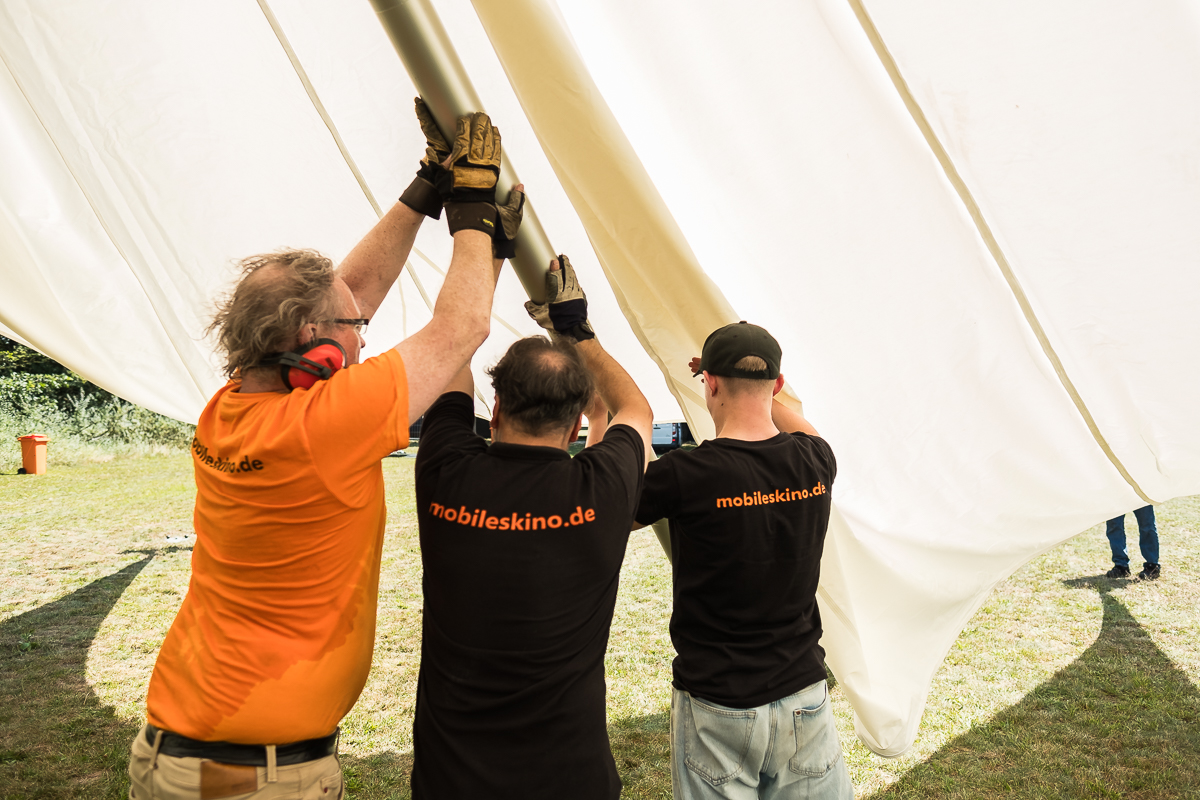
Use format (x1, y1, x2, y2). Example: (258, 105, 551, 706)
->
(569, 413, 584, 444)
(703, 371, 718, 397)
(773, 374, 786, 397)
(490, 396, 501, 439)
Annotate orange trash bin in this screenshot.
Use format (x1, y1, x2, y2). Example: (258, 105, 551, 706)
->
(18, 434, 50, 475)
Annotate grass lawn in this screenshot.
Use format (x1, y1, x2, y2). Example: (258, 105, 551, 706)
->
(1, 452, 1197, 799)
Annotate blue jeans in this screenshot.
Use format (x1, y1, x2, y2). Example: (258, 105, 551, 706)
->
(671, 681, 853, 800)
(1105, 505, 1158, 568)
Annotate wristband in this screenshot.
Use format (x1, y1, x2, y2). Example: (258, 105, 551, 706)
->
(399, 176, 443, 219)
(445, 202, 498, 237)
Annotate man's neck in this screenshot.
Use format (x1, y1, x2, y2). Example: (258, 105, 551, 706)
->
(492, 428, 573, 451)
(711, 400, 779, 442)
(237, 369, 289, 394)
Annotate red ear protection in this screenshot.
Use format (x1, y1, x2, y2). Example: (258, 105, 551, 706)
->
(265, 338, 347, 390)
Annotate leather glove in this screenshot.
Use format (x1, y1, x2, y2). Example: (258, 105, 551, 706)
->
(436, 112, 501, 237)
(398, 98, 450, 219)
(494, 185, 525, 260)
(524, 255, 595, 342)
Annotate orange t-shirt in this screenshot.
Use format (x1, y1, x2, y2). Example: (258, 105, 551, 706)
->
(146, 350, 408, 743)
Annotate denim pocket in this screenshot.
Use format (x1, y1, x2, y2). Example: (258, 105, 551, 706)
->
(788, 684, 841, 777)
(683, 694, 757, 786)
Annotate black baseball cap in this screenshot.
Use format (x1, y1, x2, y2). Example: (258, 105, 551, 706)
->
(697, 321, 781, 379)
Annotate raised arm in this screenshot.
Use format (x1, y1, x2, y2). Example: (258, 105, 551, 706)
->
(395, 229, 496, 420)
(575, 339, 652, 464)
(337, 202, 424, 320)
(337, 99, 453, 319)
(525, 255, 652, 465)
(771, 396, 820, 438)
(394, 111, 524, 421)
(440, 255, 507, 400)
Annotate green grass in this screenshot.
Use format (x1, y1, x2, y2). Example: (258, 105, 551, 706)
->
(1, 454, 1198, 798)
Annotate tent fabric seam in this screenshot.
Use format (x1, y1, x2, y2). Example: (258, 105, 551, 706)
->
(846, 0, 1154, 505)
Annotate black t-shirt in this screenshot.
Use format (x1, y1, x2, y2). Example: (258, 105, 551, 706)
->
(411, 392, 645, 800)
(634, 431, 835, 708)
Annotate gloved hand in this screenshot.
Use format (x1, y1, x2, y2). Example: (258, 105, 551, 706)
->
(524, 255, 595, 342)
(398, 97, 451, 219)
(494, 185, 525, 260)
(436, 112, 502, 237)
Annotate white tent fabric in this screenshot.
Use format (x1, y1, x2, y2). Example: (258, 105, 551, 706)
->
(2, 0, 1198, 756)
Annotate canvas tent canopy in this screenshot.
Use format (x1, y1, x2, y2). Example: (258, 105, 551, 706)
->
(1, 0, 1198, 757)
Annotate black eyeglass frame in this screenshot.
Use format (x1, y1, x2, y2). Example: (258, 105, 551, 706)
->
(321, 318, 371, 334)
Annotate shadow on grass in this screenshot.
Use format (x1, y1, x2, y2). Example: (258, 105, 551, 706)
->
(869, 578, 1200, 799)
(0, 554, 156, 800)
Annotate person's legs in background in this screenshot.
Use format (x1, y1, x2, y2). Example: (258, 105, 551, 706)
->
(1105, 515, 1131, 578)
(1132, 505, 1160, 579)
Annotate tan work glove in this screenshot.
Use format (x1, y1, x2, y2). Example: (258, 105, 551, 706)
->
(494, 185, 525, 260)
(398, 97, 451, 219)
(435, 112, 502, 237)
(524, 255, 595, 343)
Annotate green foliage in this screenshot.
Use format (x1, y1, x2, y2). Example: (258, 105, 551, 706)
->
(0, 336, 193, 471)
(62, 393, 193, 448)
(0, 373, 100, 413)
(0, 336, 69, 376)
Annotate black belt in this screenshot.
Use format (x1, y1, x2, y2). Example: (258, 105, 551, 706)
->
(146, 725, 338, 766)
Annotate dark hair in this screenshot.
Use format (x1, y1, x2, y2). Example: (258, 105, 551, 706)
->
(206, 250, 339, 379)
(487, 337, 595, 436)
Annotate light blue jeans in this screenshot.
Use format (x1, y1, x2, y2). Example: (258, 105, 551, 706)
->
(671, 681, 853, 800)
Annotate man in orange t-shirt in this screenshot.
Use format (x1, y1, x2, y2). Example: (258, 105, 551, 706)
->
(128, 109, 521, 799)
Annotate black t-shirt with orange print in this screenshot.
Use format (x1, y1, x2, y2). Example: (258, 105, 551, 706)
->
(411, 391, 645, 800)
(635, 431, 836, 709)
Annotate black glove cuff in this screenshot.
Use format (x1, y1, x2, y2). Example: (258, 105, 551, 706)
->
(548, 298, 589, 334)
(445, 203, 498, 237)
(400, 177, 443, 219)
(567, 324, 595, 341)
(494, 236, 517, 260)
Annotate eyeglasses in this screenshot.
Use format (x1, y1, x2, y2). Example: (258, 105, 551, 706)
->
(322, 318, 370, 334)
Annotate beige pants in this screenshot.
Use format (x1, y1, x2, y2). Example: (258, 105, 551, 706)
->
(128, 725, 344, 800)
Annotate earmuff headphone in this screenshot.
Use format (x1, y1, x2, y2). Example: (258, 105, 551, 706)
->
(262, 338, 347, 391)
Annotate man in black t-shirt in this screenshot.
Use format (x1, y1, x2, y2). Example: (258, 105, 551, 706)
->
(411, 256, 652, 799)
(634, 322, 853, 800)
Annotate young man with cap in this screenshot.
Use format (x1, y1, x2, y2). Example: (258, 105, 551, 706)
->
(634, 322, 853, 800)
(409, 256, 652, 798)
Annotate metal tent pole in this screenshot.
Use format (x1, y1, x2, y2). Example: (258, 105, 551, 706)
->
(369, 0, 553, 302)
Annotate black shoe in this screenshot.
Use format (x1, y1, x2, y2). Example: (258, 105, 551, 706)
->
(1105, 565, 1131, 579)
(1137, 563, 1161, 580)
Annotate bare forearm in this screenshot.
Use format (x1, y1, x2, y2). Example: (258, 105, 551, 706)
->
(393, 229, 495, 420)
(583, 392, 609, 447)
(576, 340, 642, 417)
(337, 202, 424, 319)
(772, 397, 820, 437)
(434, 231, 495, 342)
(575, 339, 651, 462)
(440, 259, 501, 399)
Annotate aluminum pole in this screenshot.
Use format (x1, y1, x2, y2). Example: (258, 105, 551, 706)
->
(369, 0, 553, 302)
